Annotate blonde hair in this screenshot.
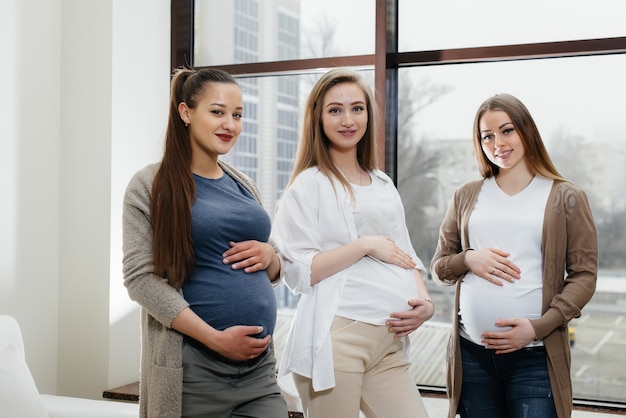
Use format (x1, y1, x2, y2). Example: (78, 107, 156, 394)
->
(289, 68, 379, 197)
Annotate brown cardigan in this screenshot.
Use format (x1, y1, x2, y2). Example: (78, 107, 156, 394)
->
(431, 179, 598, 418)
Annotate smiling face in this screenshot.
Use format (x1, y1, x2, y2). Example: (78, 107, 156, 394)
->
(479, 110, 530, 175)
(320, 82, 368, 156)
(179, 81, 243, 168)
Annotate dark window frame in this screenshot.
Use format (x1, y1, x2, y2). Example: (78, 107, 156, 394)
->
(170, 0, 626, 181)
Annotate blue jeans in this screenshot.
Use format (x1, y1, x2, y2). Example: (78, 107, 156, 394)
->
(459, 337, 558, 418)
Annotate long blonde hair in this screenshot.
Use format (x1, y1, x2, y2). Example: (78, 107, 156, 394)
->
(288, 68, 379, 196)
(472, 93, 565, 181)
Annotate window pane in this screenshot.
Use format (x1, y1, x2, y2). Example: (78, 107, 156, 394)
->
(397, 54, 626, 402)
(399, 0, 626, 51)
(194, 0, 375, 66)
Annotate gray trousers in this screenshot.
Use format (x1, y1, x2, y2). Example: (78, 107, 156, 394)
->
(182, 341, 288, 418)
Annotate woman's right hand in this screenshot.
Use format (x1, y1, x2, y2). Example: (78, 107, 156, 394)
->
(211, 325, 271, 361)
(464, 248, 521, 286)
(362, 235, 416, 270)
(171, 309, 271, 362)
(310, 235, 416, 285)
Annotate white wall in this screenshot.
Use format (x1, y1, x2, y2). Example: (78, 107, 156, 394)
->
(108, 0, 170, 390)
(0, 0, 169, 399)
(0, 0, 61, 394)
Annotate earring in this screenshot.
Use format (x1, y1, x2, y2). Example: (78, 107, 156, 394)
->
(185, 123, 189, 127)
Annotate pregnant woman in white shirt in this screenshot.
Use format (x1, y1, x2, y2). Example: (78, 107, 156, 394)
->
(272, 68, 434, 418)
(431, 93, 598, 418)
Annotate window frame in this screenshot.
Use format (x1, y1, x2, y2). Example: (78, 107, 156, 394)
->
(171, 0, 626, 182)
(170, 0, 626, 411)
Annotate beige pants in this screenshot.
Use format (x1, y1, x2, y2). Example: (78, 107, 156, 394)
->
(294, 316, 429, 418)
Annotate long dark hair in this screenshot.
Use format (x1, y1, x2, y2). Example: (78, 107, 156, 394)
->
(151, 68, 239, 289)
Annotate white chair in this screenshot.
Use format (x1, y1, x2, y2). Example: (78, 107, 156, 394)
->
(0, 315, 138, 418)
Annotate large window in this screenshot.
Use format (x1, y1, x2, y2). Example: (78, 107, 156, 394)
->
(173, 0, 626, 408)
(396, 55, 626, 404)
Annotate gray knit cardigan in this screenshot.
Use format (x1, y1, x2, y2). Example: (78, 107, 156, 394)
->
(122, 161, 267, 418)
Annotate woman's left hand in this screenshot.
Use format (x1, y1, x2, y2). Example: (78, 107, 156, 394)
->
(386, 298, 435, 338)
(481, 318, 537, 354)
(223, 240, 275, 273)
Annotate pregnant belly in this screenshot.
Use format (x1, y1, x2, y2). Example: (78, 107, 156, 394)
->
(338, 262, 419, 324)
(459, 274, 541, 343)
(184, 271, 277, 338)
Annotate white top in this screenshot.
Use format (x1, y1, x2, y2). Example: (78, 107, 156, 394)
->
(336, 173, 420, 324)
(271, 167, 426, 394)
(459, 176, 553, 346)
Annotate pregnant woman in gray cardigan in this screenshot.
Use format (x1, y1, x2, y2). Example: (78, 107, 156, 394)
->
(122, 68, 287, 418)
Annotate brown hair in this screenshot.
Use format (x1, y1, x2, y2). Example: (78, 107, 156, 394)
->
(289, 68, 379, 197)
(472, 93, 565, 181)
(151, 68, 240, 289)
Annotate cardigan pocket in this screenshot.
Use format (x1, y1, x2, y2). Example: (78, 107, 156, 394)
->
(147, 363, 183, 418)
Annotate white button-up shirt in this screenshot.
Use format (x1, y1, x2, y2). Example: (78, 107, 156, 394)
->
(271, 167, 426, 394)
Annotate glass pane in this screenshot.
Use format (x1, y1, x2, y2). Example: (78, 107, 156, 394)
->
(194, 0, 375, 66)
(399, 0, 626, 51)
(397, 54, 626, 401)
